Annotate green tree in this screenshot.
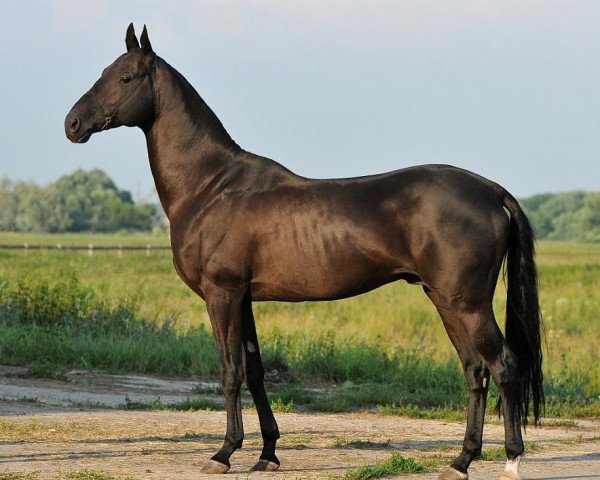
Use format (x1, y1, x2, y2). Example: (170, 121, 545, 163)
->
(576, 193, 600, 242)
(0, 178, 18, 230)
(0, 169, 157, 233)
(46, 169, 157, 232)
(520, 190, 599, 242)
(14, 182, 47, 232)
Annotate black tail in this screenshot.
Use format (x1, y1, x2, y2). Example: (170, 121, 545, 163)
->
(502, 192, 544, 427)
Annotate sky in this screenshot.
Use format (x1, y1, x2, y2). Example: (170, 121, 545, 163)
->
(1, 0, 599, 201)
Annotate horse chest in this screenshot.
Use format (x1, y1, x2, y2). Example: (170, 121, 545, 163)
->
(171, 250, 204, 297)
(170, 229, 251, 298)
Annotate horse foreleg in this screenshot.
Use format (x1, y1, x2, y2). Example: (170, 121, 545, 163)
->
(201, 286, 245, 474)
(241, 294, 281, 471)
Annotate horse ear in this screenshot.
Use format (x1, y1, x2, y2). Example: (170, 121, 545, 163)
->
(140, 25, 154, 57)
(125, 23, 140, 52)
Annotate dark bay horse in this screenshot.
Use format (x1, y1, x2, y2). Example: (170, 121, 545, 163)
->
(65, 24, 543, 480)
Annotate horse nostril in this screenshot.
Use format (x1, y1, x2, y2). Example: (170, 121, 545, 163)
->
(70, 117, 80, 133)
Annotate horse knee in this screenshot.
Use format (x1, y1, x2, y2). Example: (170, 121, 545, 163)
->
(222, 383, 241, 400)
(221, 367, 243, 398)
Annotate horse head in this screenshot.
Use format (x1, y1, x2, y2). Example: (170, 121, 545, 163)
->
(65, 23, 156, 143)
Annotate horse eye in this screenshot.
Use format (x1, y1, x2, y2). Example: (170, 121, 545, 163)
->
(120, 75, 132, 84)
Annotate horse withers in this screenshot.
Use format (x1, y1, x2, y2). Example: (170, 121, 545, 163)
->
(65, 24, 543, 480)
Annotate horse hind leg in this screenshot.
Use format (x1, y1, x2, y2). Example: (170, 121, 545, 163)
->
(446, 302, 525, 480)
(430, 301, 490, 480)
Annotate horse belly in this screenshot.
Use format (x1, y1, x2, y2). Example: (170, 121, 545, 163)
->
(249, 234, 400, 301)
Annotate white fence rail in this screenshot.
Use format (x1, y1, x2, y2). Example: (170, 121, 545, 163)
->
(0, 244, 171, 256)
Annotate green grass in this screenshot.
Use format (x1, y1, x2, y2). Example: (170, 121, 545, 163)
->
(16, 362, 68, 382)
(0, 236, 599, 417)
(340, 453, 424, 479)
(0, 320, 220, 377)
(0, 276, 220, 376)
(270, 397, 294, 413)
(268, 382, 470, 418)
(377, 404, 467, 422)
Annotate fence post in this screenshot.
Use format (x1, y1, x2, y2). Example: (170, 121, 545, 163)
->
(88, 243, 94, 256)
(146, 244, 151, 256)
(118, 245, 123, 258)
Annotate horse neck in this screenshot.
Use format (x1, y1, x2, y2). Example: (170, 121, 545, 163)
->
(144, 58, 242, 218)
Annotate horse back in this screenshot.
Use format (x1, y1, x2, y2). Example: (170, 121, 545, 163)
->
(225, 164, 510, 301)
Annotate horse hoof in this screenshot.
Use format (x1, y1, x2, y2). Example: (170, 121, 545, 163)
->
(251, 459, 280, 472)
(201, 459, 230, 474)
(438, 467, 468, 480)
(499, 473, 520, 480)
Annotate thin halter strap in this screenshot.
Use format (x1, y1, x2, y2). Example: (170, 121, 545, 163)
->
(90, 57, 155, 131)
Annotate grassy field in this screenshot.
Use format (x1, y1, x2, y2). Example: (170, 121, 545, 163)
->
(0, 233, 598, 417)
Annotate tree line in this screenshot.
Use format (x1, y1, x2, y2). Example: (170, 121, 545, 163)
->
(0, 169, 163, 233)
(521, 191, 600, 242)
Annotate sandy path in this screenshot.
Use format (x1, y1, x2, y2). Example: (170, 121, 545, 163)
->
(0, 368, 598, 479)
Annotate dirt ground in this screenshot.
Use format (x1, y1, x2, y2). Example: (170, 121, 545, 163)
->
(0, 366, 598, 479)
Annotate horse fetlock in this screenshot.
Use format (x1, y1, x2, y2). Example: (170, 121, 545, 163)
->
(223, 436, 243, 450)
(457, 439, 481, 460)
(505, 439, 525, 459)
(464, 446, 482, 460)
(259, 451, 280, 464)
(262, 428, 280, 441)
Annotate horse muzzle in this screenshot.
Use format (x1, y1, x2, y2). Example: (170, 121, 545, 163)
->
(65, 108, 93, 143)
(65, 92, 108, 143)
